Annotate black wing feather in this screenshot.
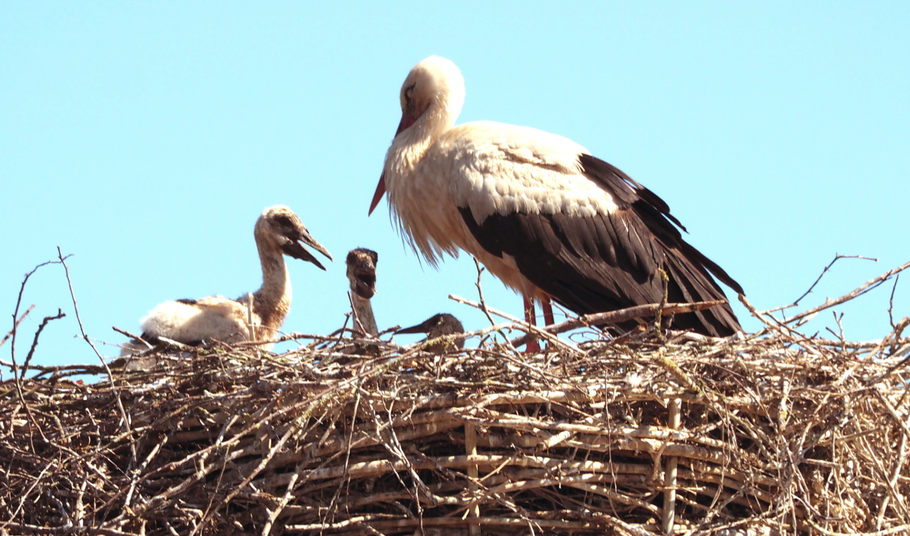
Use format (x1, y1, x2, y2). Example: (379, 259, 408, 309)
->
(458, 153, 743, 336)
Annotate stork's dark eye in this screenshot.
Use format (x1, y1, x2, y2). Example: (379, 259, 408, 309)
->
(404, 84, 416, 103)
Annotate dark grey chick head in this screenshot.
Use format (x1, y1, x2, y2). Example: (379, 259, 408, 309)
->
(345, 248, 378, 299)
(397, 313, 465, 352)
(258, 205, 333, 270)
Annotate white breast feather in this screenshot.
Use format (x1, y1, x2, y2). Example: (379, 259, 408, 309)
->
(385, 121, 621, 300)
(140, 298, 253, 344)
(430, 122, 619, 222)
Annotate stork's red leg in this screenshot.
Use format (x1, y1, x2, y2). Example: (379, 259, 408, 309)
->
(542, 299, 554, 326)
(523, 295, 541, 353)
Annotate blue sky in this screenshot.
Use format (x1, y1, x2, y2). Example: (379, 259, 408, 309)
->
(2, 2, 908, 371)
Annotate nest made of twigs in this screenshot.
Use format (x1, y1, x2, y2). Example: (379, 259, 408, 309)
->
(2, 305, 910, 536)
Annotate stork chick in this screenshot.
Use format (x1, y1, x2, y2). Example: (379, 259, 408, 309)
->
(397, 313, 465, 353)
(345, 248, 379, 337)
(121, 205, 332, 356)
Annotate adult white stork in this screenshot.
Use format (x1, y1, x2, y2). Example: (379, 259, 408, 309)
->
(369, 56, 743, 337)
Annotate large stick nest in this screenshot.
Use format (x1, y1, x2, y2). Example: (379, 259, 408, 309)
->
(2, 296, 910, 535)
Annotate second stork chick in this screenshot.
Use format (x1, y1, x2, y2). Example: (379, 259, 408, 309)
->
(122, 205, 332, 355)
(345, 248, 379, 337)
(397, 313, 465, 353)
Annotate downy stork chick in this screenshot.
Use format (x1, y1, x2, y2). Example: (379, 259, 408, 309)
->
(121, 205, 332, 356)
(346, 248, 379, 337)
(397, 313, 465, 353)
(369, 56, 743, 337)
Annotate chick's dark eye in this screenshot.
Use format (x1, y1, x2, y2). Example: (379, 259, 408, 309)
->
(274, 214, 294, 228)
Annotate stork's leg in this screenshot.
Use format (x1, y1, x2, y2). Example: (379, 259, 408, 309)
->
(542, 299, 555, 327)
(523, 295, 541, 353)
(538, 298, 555, 350)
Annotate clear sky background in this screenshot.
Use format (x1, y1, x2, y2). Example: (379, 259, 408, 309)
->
(2, 2, 908, 372)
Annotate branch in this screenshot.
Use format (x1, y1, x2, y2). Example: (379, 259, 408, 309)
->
(449, 295, 583, 356)
(4, 258, 64, 443)
(471, 257, 519, 354)
(20, 309, 66, 379)
(0, 304, 34, 352)
(504, 300, 728, 348)
(57, 247, 136, 466)
(787, 254, 877, 311)
(785, 260, 910, 325)
(111, 326, 154, 351)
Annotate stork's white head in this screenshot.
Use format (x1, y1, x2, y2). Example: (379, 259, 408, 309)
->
(369, 56, 466, 216)
(396, 56, 465, 138)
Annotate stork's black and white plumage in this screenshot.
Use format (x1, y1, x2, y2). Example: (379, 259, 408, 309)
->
(369, 56, 743, 336)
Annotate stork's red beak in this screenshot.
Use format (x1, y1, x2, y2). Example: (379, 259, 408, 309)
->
(369, 111, 419, 216)
(395, 111, 417, 136)
(368, 173, 386, 216)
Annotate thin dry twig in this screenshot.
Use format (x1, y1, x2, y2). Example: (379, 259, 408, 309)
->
(20, 309, 65, 380)
(783, 254, 878, 313)
(56, 248, 136, 473)
(450, 294, 583, 356)
(507, 299, 728, 349)
(1, 304, 35, 353)
(785, 259, 910, 325)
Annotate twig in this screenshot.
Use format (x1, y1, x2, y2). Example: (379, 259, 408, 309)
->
(889, 274, 901, 331)
(8, 258, 64, 374)
(262, 472, 299, 536)
(450, 295, 583, 356)
(655, 268, 670, 342)
(471, 257, 521, 355)
(0, 522, 136, 536)
(111, 326, 154, 351)
(0, 305, 34, 352)
(472, 258, 497, 329)
(20, 309, 65, 380)
(5, 260, 59, 444)
(1, 459, 56, 532)
(246, 292, 256, 343)
(508, 300, 728, 348)
(465, 422, 481, 536)
(785, 260, 910, 326)
(56, 248, 135, 459)
(785, 254, 878, 312)
(662, 397, 681, 535)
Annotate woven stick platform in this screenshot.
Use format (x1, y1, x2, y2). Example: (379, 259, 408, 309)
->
(2, 313, 909, 536)
(3, 256, 910, 535)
